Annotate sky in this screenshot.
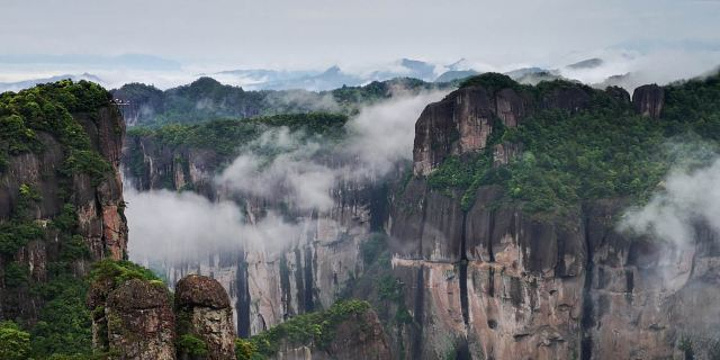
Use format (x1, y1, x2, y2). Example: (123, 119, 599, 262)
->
(2, 0, 719, 69)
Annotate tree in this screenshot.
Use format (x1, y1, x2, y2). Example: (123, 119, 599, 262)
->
(0, 321, 30, 360)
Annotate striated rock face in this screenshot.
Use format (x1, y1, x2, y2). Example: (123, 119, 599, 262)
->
(106, 279, 176, 360)
(412, 86, 530, 176)
(175, 275, 236, 360)
(0, 101, 128, 322)
(0, 107, 128, 260)
(389, 183, 586, 359)
(632, 84, 665, 119)
(385, 82, 720, 359)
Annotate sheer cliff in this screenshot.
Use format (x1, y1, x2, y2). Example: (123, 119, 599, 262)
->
(0, 80, 128, 356)
(385, 73, 720, 359)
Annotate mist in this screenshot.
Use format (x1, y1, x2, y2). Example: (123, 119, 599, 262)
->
(125, 187, 314, 263)
(126, 89, 448, 262)
(619, 157, 720, 247)
(216, 89, 448, 211)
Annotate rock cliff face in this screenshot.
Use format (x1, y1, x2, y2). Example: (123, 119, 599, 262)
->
(412, 86, 530, 176)
(0, 94, 128, 322)
(386, 80, 719, 359)
(632, 84, 665, 119)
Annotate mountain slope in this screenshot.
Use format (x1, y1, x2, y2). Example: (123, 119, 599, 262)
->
(0, 80, 127, 358)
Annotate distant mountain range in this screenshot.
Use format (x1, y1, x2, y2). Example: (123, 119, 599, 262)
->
(211, 58, 587, 91)
(0, 73, 103, 93)
(2, 54, 717, 94)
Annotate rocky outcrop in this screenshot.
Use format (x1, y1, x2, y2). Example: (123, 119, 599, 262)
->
(412, 80, 602, 176)
(106, 279, 176, 360)
(412, 86, 530, 176)
(175, 275, 236, 360)
(89, 273, 245, 360)
(632, 84, 665, 119)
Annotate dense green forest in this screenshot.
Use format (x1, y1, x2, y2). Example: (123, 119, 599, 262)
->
(427, 72, 720, 213)
(113, 77, 444, 127)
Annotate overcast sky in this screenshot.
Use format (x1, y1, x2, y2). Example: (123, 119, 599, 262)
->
(2, 0, 719, 69)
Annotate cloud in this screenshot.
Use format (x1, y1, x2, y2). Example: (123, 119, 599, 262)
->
(125, 187, 309, 263)
(216, 89, 449, 210)
(345, 89, 448, 176)
(126, 89, 448, 263)
(559, 48, 720, 90)
(618, 157, 720, 248)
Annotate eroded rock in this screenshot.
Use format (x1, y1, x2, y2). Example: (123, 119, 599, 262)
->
(632, 84, 665, 119)
(175, 274, 236, 360)
(106, 279, 176, 360)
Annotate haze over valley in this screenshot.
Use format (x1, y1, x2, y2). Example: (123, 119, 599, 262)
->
(1, 1, 720, 359)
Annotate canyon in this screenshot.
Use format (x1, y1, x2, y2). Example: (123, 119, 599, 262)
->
(2, 74, 719, 359)
(122, 75, 720, 359)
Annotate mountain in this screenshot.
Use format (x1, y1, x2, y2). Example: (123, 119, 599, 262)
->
(213, 68, 321, 86)
(566, 57, 604, 69)
(0, 73, 102, 93)
(257, 65, 364, 91)
(434, 69, 479, 83)
(216, 58, 440, 90)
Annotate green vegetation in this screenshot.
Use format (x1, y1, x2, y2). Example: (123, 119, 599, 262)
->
(235, 338, 258, 360)
(240, 299, 371, 359)
(0, 79, 112, 176)
(128, 112, 347, 155)
(29, 276, 92, 358)
(460, 72, 526, 94)
(89, 259, 162, 289)
(428, 72, 720, 214)
(125, 112, 349, 183)
(0, 321, 30, 360)
(176, 334, 209, 357)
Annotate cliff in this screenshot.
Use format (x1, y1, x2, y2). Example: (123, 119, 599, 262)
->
(384, 74, 720, 359)
(0, 80, 128, 326)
